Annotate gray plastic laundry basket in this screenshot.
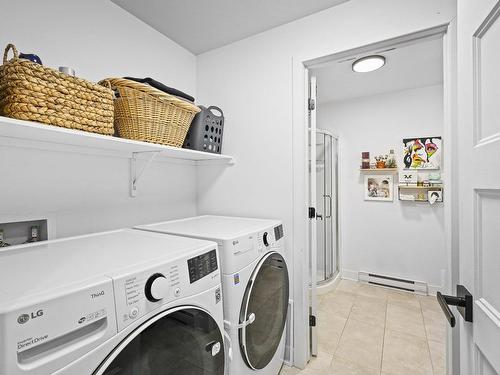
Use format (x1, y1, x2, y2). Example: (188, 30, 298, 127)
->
(183, 106, 224, 154)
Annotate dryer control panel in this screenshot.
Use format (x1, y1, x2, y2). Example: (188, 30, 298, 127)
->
(112, 246, 220, 331)
(258, 224, 284, 253)
(219, 224, 285, 274)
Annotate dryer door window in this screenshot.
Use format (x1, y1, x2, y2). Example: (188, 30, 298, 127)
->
(239, 252, 289, 370)
(95, 307, 224, 375)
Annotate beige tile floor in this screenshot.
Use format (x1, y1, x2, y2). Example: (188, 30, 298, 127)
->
(281, 280, 447, 375)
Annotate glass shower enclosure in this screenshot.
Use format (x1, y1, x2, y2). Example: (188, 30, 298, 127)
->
(314, 130, 339, 284)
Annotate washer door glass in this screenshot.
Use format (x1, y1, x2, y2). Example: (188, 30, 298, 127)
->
(239, 252, 289, 370)
(96, 307, 224, 375)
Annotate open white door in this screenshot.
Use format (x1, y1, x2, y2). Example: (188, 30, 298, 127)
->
(452, 0, 500, 373)
(308, 74, 318, 358)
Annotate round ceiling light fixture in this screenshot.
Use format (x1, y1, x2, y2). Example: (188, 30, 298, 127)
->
(352, 55, 386, 73)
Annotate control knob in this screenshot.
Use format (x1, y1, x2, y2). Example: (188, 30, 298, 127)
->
(263, 232, 270, 247)
(145, 273, 169, 302)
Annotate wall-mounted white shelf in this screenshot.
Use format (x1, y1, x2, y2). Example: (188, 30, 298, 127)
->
(0, 116, 234, 164)
(0, 116, 234, 197)
(398, 184, 444, 203)
(398, 184, 443, 189)
(399, 198, 437, 203)
(360, 168, 398, 172)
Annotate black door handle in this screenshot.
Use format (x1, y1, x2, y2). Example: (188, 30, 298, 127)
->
(436, 285, 473, 327)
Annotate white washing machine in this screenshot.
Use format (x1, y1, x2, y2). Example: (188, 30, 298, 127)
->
(135, 215, 290, 375)
(0, 229, 226, 375)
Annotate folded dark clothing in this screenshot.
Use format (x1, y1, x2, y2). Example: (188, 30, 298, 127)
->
(124, 77, 195, 102)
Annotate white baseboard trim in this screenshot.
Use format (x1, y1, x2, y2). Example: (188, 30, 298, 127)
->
(427, 285, 444, 296)
(341, 269, 358, 281)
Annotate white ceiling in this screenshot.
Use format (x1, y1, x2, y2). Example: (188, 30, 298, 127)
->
(112, 0, 348, 55)
(313, 37, 443, 103)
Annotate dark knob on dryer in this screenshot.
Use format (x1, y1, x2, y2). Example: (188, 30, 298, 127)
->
(263, 232, 270, 247)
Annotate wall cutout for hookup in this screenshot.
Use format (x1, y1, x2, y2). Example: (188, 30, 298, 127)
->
(0, 219, 48, 246)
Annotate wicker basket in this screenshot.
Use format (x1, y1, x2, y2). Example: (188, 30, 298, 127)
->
(0, 44, 114, 135)
(103, 78, 200, 147)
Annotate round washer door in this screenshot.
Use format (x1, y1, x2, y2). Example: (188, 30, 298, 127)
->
(95, 306, 225, 375)
(239, 251, 289, 370)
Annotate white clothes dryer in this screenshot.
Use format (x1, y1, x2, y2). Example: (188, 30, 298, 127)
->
(135, 215, 290, 375)
(0, 229, 225, 375)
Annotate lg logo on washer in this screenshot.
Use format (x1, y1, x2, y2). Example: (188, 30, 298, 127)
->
(17, 309, 44, 324)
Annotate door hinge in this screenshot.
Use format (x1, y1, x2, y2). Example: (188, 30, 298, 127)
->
(309, 315, 316, 327)
(308, 98, 316, 111)
(308, 207, 316, 219)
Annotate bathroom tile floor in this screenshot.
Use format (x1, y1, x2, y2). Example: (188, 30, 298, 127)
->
(281, 280, 447, 375)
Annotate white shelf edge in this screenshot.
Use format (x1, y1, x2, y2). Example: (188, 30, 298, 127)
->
(359, 168, 399, 172)
(398, 185, 443, 189)
(0, 116, 234, 163)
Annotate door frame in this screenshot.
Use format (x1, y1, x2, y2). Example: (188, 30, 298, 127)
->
(290, 23, 459, 372)
(308, 75, 319, 358)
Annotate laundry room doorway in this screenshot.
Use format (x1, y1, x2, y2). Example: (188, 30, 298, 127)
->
(293, 24, 458, 374)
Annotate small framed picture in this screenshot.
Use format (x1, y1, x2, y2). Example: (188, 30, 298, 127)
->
(402, 136, 442, 169)
(399, 171, 417, 184)
(428, 190, 443, 203)
(364, 175, 394, 201)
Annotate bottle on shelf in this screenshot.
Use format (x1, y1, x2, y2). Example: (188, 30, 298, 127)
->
(386, 149, 397, 168)
(361, 152, 370, 169)
(0, 229, 10, 247)
(26, 225, 40, 243)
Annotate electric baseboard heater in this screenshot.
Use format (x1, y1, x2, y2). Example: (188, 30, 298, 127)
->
(358, 271, 428, 295)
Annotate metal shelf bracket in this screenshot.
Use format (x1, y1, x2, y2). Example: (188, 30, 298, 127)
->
(130, 151, 160, 197)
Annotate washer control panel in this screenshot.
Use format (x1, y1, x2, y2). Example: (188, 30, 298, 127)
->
(187, 249, 218, 284)
(112, 247, 220, 331)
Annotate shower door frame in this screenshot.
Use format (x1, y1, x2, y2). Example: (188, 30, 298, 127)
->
(314, 129, 341, 286)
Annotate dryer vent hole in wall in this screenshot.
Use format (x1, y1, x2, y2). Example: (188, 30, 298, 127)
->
(358, 271, 428, 294)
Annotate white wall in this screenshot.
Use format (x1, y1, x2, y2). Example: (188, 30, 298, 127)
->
(317, 85, 447, 289)
(195, 0, 455, 365)
(196, 0, 455, 259)
(0, 0, 196, 94)
(0, 0, 198, 238)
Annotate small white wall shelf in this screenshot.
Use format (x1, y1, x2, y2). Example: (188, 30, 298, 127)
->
(398, 184, 443, 189)
(360, 168, 398, 172)
(0, 116, 234, 197)
(398, 184, 443, 203)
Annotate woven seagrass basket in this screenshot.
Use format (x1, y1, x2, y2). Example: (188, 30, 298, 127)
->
(0, 44, 114, 135)
(102, 78, 200, 147)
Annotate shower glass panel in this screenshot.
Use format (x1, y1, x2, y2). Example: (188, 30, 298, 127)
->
(315, 130, 339, 284)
